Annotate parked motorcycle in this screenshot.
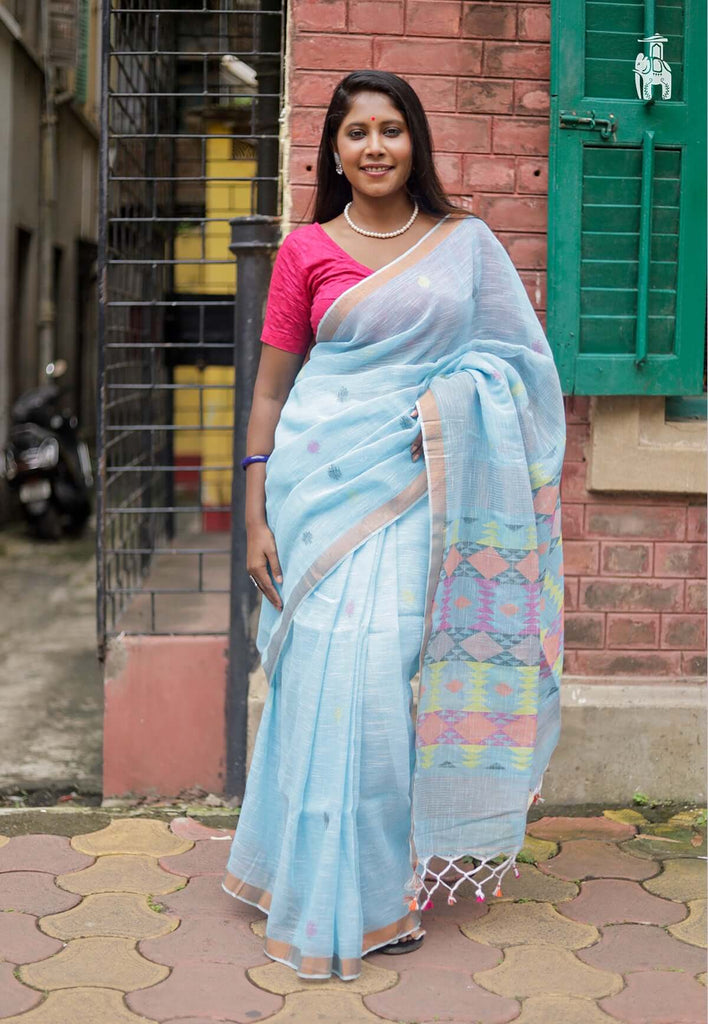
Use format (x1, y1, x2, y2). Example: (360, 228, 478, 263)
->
(2, 360, 93, 539)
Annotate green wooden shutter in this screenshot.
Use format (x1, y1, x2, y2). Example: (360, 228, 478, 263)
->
(74, 0, 89, 106)
(548, 0, 706, 395)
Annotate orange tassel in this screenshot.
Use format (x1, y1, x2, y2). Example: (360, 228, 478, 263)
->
(494, 885, 503, 897)
(408, 898, 419, 911)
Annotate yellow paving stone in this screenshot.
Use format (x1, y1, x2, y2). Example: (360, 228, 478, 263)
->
(0, 836, 9, 849)
(459, 863, 578, 904)
(462, 901, 599, 949)
(668, 809, 707, 829)
(474, 945, 623, 999)
(57, 855, 185, 896)
(0, 987, 159, 1023)
(255, 991, 397, 1023)
(698, 972, 706, 986)
(19, 936, 169, 991)
(72, 818, 192, 858)
(519, 835, 558, 863)
(247, 959, 398, 996)
(668, 899, 707, 948)
(251, 918, 266, 938)
(643, 858, 707, 902)
(603, 808, 648, 827)
(511, 993, 618, 1023)
(40, 892, 179, 940)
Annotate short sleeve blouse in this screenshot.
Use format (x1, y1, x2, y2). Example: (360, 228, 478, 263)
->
(260, 223, 372, 355)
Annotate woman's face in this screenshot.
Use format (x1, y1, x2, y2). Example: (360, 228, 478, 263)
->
(334, 90, 413, 201)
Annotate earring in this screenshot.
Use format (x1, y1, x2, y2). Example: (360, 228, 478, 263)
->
(334, 153, 343, 175)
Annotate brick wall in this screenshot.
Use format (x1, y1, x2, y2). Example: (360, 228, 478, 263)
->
(286, 0, 707, 681)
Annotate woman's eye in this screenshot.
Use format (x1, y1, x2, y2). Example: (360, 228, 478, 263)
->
(349, 130, 365, 139)
(384, 127, 402, 136)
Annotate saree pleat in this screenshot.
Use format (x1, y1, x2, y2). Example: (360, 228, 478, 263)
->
(224, 214, 566, 978)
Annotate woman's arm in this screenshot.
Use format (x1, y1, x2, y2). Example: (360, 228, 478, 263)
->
(245, 343, 305, 610)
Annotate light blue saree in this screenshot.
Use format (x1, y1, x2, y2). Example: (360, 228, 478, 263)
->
(223, 214, 565, 979)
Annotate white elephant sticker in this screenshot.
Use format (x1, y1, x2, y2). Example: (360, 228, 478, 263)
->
(635, 34, 672, 100)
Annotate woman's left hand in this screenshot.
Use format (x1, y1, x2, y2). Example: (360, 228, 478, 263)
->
(410, 407, 424, 462)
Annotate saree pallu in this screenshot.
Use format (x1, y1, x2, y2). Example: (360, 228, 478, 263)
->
(223, 214, 566, 979)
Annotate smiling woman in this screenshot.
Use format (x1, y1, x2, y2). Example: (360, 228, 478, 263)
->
(221, 70, 566, 982)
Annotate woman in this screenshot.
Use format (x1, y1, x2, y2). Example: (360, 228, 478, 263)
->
(222, 70, 565, 981)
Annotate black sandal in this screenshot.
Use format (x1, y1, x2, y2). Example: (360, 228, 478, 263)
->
(372, 934, 425, 955)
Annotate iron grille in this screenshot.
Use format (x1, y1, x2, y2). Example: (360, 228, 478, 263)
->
(97, 0, 284, 654)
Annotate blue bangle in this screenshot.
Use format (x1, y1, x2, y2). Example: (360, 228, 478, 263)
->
(241, 454, 270, 470)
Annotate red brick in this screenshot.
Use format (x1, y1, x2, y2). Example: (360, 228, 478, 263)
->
(565, 612, 605, 649)
(294, 33, 373, 70)
(565, 578, 579, 610)
(290, 184, 315, 222)
(498, 231, 546, 269)
(654, 542, 707, 578)
(428, 112, 491, 152)
(686, 581, 707, 613)
(458, 78, 513, 115)
(580, 578, 684, 613)
(564, 396, 591, 424)
(682, 653, 707, 676)
(514, 79, 550, 115)
(567, 650, 681, 677)
(561, 460, 593, 503)
(290, 70, 342, 107)
(461, 154, 515, 191)
(600, 542, 653, 577)
(660, 614, 706, 650)
(406, 0, 461, 36)
(374, 38, 482, 76)
(519, 270, 546, 312)
(516, 155, 548, 193)
(518, 4, 551, 41)
(687, 504, 706, 541)
(585, 505, 687, 541)
(290, 107, 327, 147)
(463, 3, 517, 39)
(483, 42, 550, 79)
(294, 0, 346, 31)
(565, 423, 588, 463)
(564, 541, 599, 576)
(473, 194, 546, 231)
(289, 145, 319, 185)
(493, 116, 549, 155)
(407, 75, 457, 111)
(435, 152, 462, 192)
(606, 614, 660, 650)
(349, 0, 403, 34)
(561, 505, 586, 544)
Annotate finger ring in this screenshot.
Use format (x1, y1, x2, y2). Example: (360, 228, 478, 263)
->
(248, 574, 260, 589)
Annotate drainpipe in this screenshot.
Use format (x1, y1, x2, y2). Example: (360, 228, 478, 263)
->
(37, 0, 58, 380)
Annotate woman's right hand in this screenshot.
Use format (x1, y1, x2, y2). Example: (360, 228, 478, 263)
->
(247, 522, 283, 611)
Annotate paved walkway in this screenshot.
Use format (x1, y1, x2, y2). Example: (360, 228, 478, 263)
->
(0, 809, 705, 1023)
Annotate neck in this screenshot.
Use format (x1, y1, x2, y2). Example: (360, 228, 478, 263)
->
(347, 190, 415, 232)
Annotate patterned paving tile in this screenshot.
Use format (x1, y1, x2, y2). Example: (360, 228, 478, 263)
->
(139, 912, 268, 967)
(621, 826, 707, 861)
(0, 910, 63, 964)
(158, 841, 229, 878)
(365, 964, 520, 1023)
(668, 899, 707, 948)
(127, 962, 282, 1023)
(527, 817, 635, 842)
(560, 879, 687, 926)
(39, 892, 179, 940)
(462, 901, 598, 949)
(57, 854, 185, 896)
(267, 991, 399, 1023)
(18, 935, 168, 992)
(168, 817, 235, 842)
(599, 970, 708, 1023)
(578, 923, 707, 974)
(0, 986, 160, 1023)
(161, 875, 251, 919)
(0, 872, 80, 915)
(474, 944, 623, 999)
(510, 993, 618, 1023)
(248, 959, 398, 995)
(643, 858, 707, 902)
(369, 912, 501, 972)
(602, 809, 648, 827)
(0, 837, 9, 850)
(0, 960, 42, 1017)
(72, 818, 192, 858)
(539, 839, 659, 882)
(458, 862, 578, 904)
(0, 835, 94, 875)
(519, 835, 558, 862)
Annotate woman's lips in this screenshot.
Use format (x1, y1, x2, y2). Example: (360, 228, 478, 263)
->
(360, 166, 393, 177)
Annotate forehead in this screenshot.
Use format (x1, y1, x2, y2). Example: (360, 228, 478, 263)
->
(344, 90, 404, 123)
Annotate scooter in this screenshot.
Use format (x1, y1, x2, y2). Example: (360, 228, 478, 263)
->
(2, 360, 93, 539)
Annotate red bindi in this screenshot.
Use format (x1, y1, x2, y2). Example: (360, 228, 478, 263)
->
(370, 116, 375, 121)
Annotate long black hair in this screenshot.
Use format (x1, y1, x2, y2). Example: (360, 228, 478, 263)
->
(311, 70, 466, 224)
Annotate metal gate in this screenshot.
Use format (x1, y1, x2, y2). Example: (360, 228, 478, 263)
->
(97, 0, 284, 791)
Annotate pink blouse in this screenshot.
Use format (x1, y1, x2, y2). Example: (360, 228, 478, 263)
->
(260, 223, 373, 355)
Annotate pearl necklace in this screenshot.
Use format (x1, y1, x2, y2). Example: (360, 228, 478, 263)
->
(344, 200, 419, 239)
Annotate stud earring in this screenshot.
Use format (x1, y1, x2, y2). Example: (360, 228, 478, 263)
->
(334, 153, 343, 175)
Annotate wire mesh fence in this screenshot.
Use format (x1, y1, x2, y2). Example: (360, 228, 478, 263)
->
(97, 0, 284, 654)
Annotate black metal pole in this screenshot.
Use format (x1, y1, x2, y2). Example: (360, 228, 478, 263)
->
(226, 215, 280, 800)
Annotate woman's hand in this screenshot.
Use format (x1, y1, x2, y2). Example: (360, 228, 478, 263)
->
(247, 522, 283, 611)
(410, 406, 424, 462)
